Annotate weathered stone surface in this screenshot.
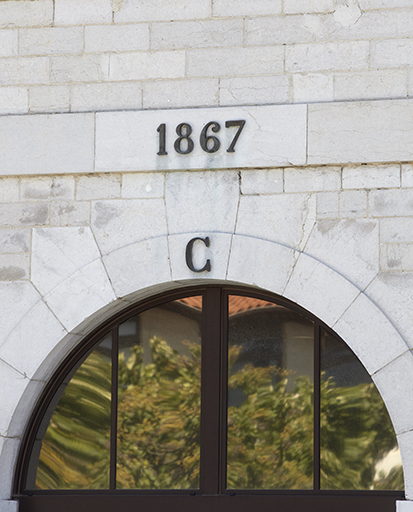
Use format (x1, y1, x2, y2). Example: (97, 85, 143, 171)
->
(0, 114, 94, 176)
(308, 100, 413, 164)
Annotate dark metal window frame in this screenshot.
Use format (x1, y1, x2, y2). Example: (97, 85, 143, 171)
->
(13, 285, 404, 512)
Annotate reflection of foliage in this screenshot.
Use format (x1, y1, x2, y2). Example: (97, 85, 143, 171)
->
(320, 376, 404, 490)
(36, 351, 111, 489)
(116, 337, 201, 489)
(36, 339, 403, 491)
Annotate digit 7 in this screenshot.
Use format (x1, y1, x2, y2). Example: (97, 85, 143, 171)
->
(225, 120, 246, 153)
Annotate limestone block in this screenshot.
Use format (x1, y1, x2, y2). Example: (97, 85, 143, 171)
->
(71, 82, 142, 112)
(91, 199, 168, 255)
(292, 73, 334, 103)
(0, 30, 17, 58)
(19, 27, 83, 56)
(220, 76, 289, 106)
(334, 293, 407, 375)
(246, 16, 314, 45)
(240, 169, 283, 195)
(85, 24, 149, 53)
(370, 189, 413, 217)
(102, 238, 171, 298)
(339, 190, 367, 218)
(0, 179, 18, 203)
(122, 173, 165, 199)
(29, 85, 70, 113)
(0, 499, 19, 512)
(236, 194, 316, 251)
(142, 79, 218, 109)
(304, 219, 379, 289)
(76, 174, 121, 200)
(227, 235, 296, 296)
(343, 164, 401, 189)
(212, 0, 282, 16)
(308, 100, 413, 165)
(0, 113, 94, 176)
(0, 360, 29, 436)
(0, 230, 30, 254)
(334, 70, 408, 101)
(95, 105, 307, 172)
(284, 166, 341, 192)
(114, 0, 211, 23)
(0, 254, 29, 281)
(0, 203, 48, 227)
(187, 46, 284, 78)
(55, 0, 112, 25)
(316, 192, 339, 219)
(35, 227, 106, 295)
(51, 54, 109, 83)
(380, 244, 413, 272)
(169, 232, 232, 282)
(165, 171, 239, 235)
(110, 51, 185, 81)
(43, 259, 116, 332)
(0, 282, 41, 345)
(0, 57, 49, 85)
(371, 39, 413, 69)
(397, 431, 413, 499)
(360, 0, 412, 7)
(284, 254, 360, 326)
(31, 227, 102, 296)
(0, 0, 53, 29)
(402, 164, 413, 188)
(151, 20, 243, 50)
(0, 437, 20, 500)
(381, 218, 413, 243)
(316, 9, 413, 43)
(50, 201, 90, 227)
(284, 0, 333, 13)
(398, 502, 413, 512)
(0, 87, 27, 115)
(366, 272, 413, 349)
(373, 351, 413, 436)
(0, 300, 66, 378)
(21, 176, 75, 201)
(286, 41, 369, 73)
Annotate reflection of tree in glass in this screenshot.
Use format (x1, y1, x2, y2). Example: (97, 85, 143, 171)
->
(36, 339, 403, 491)
(116, 337, 201, 489)
(36, 351, 111, 489)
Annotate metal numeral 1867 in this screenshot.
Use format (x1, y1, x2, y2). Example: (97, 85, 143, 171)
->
(157, 120, 246, 156)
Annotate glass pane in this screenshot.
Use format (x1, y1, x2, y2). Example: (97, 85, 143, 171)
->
(227, 296, 314, 490)
(116, 297, 202, 489)
(320, 329, 403, 490)
(33, 334, 112, 489)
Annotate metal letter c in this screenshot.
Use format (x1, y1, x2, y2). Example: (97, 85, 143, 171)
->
(186, 237, 211, 273)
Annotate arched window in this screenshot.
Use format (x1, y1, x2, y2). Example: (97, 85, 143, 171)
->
(14, 287, 404, 512)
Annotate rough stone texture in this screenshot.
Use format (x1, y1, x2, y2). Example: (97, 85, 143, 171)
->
(1, 0, 413, 506)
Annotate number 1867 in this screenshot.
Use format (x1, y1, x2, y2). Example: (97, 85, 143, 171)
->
(157, 120, 246, 156)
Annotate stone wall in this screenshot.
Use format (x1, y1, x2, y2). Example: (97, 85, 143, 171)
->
(0, 0, 412, 114)
(0, 1, 413, 511)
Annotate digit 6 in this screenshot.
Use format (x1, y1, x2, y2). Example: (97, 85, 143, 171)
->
(200, 121, 221, 153)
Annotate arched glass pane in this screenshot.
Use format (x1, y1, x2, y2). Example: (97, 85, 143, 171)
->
(116, 297, 202, 489)
(226, 296, 314, 490)
(32, 334, 112, 490)
(320, 329, 403, 490)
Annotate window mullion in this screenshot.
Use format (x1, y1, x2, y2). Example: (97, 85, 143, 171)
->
(200, 287, 222, 495)
(314, 322, 321, 491)
(110, 327, 119, 491)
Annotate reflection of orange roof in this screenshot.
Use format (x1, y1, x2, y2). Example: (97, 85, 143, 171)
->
(179, 296, 275, 316)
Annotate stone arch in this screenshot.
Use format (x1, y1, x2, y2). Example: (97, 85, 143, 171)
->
(2, 233, 413, 502)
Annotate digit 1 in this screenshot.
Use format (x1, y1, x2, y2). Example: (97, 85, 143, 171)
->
(157, 123, 168, 155)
